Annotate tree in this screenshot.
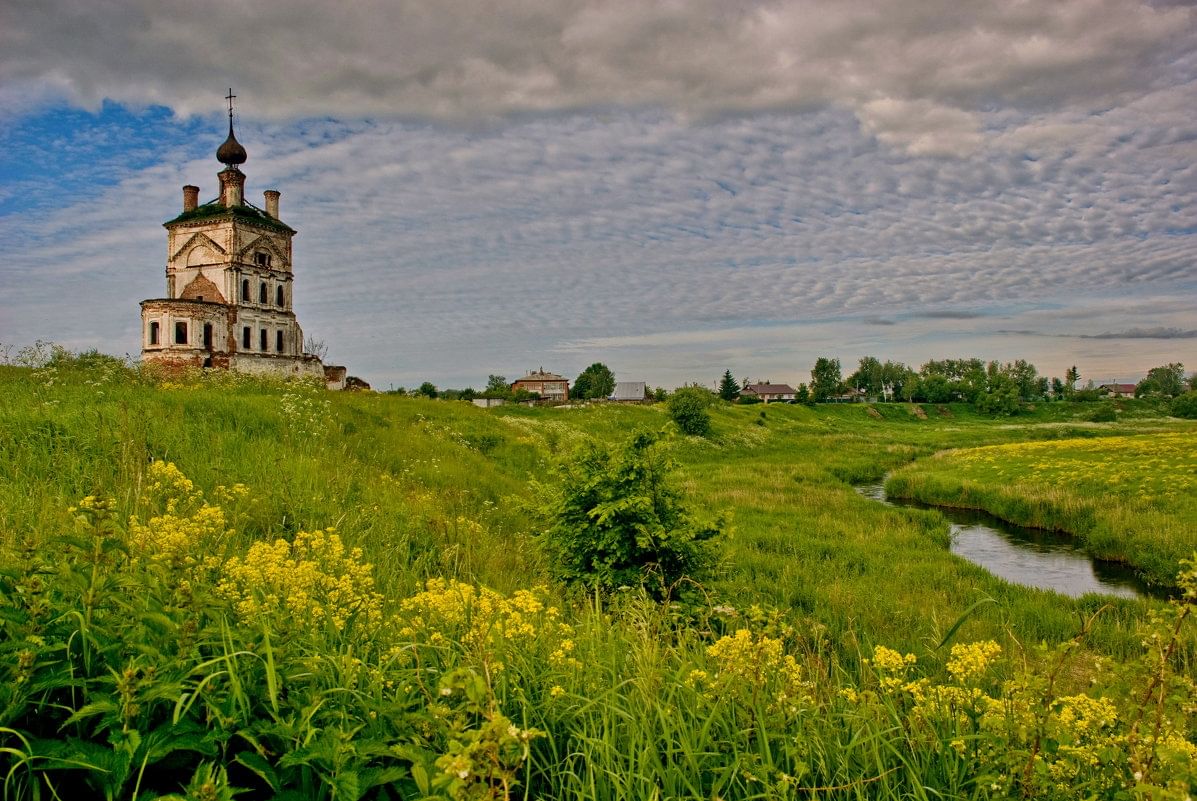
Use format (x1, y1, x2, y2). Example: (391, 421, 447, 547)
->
(1051, 377, 1065, 399)
(847, 356, 884, 398)
(1065, 365, 1080, 391)
(416, 381, 438, 398)
(573, 362, 616, 400)
(1136, 363, 1186, 398)
(1006, 359, 1041, 400)
(810, 357, 842, 403)
(717, 370, 740, 402)
(976, 375, 1020, 416)
(668, 386, 713, 436)
(795, 383, 811, 404)
(303, 335, 329, 361)
(539, 430, 721, 598)
(921, 358, 986, 402)
(484, 374, 510, 398)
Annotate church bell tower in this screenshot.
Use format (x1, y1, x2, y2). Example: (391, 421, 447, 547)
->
(139, 90, 330, 383)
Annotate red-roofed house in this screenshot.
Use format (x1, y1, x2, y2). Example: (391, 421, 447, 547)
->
(1098, 383, 1136, 398)
(740, 383, 796, 403)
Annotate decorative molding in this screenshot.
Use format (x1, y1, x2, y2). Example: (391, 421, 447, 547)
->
(170, 232, 227, 264)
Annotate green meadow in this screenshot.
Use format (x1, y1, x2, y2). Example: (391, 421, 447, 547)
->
(1, 357, 1194, 800)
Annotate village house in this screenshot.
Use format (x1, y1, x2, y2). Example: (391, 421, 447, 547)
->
(609, 381, 649, 402)
(511, 369, 569, 401)
(139, 92, 344, 387)
(740, 383, 797, 403)
(1098, 383, 1136, 398)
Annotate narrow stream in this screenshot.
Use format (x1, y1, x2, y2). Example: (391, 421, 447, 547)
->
(854, 482, 1153, 599)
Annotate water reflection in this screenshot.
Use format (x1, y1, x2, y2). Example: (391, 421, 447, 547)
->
(855, 483, 1152, 600)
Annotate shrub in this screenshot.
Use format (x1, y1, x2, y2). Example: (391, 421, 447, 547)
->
(539, 430, 721, 598)
(1170, 391, 1197, 419)
(668, 386, 713, 436)
(976, 385, 1019, 416)
(1089, 404, 1117, 422)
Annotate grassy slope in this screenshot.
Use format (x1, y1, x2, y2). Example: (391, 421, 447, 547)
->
(5, 365, 1197, 799)
(2, 365, 1191, 659)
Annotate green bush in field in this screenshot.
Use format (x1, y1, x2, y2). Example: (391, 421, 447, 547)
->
(1089, 403, 1117, 422)
(1171, 391, 1197, 419)
(539, 430, 721, 598)
(667, 386, 713, 435)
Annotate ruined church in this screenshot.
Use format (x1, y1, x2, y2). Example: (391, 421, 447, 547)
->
(139, 94, 345, 388)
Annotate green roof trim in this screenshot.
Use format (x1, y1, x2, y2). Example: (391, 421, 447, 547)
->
(164, 200, 294, 232)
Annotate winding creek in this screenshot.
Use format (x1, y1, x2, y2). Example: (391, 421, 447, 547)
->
(854, 482, 1154, 600)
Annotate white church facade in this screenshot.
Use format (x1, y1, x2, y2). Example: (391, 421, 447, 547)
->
(140, 95, 343, 387)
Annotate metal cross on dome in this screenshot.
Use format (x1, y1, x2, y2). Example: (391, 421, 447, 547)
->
(226, 88, 236, 123)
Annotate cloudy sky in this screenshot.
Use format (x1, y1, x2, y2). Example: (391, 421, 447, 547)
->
(1, 0, 1194, 390)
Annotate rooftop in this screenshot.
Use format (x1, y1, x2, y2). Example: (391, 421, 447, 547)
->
(515, 370, 567, 382)
(743, 383, 796, 394)
(164, 199, 294, 233)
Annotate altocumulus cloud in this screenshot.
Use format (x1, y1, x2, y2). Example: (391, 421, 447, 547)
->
(0, 1, 1195, 387)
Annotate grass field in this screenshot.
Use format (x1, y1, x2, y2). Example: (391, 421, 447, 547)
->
(0, 357, 1194, 799)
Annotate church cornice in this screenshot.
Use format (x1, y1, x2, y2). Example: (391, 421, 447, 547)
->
(163, 202, 295, 234)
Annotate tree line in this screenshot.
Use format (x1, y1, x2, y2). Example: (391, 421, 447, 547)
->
(391, 357, 1195, 419)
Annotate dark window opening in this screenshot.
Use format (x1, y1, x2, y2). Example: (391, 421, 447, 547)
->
(259, 282, 268, 303)
(255, 251, 271, 267)
(242, 326, 251, 349)
(260, 328, 268, 351)
(241, 279, 250, 301)
(203, 323, 213, 350)
(148, 321, 159, 346)
(196, 295, 204, 302)
(276, 330, 284, 353)
(174, 321, 188, 345)
(276, 285, 284, 306)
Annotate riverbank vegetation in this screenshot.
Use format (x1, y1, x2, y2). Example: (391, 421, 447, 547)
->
(886, 433, 1197, 587)
(1, 355, 1195, 799)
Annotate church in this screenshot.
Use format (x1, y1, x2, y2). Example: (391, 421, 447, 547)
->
(139, 94, 345, 388)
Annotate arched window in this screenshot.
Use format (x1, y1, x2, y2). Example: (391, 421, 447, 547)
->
(276, 330, 284, 353)
(174, 321, 188, 345)
(148, 321, 159, 346)
(259, 282, 267, 304)
(242, 326, 251, 349)
(241, 279, 250, 301)
(276, 285, 284, 307)
(260, 328, 268, 351)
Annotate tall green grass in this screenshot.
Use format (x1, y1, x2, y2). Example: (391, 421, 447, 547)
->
(1, 360, 1195, 799)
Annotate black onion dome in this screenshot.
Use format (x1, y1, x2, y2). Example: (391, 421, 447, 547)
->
(216, 124, 247, 166)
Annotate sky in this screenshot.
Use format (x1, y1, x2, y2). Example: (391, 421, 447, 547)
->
(1, 0, 1194, 391)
